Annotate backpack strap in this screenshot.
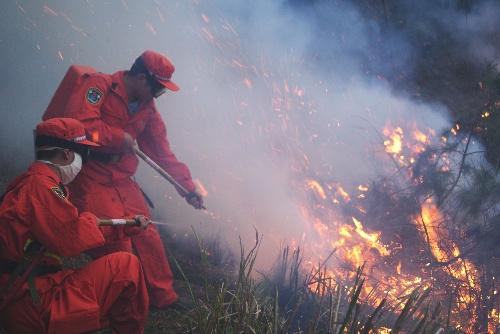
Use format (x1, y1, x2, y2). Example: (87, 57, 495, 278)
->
(0, 241, 45, 311)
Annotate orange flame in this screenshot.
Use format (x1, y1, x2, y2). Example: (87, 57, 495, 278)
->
(383, 126, 403, 154)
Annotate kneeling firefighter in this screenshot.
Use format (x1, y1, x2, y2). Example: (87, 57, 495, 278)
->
(0, 118, 149, 334)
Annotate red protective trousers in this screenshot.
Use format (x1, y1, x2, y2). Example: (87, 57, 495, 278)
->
(0, 253, 148, 334)
(70, 172, 178, 308)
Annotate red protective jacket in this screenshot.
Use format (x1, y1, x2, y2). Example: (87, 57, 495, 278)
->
(48, 69, 196, 193)
(0, 162, 104, 266)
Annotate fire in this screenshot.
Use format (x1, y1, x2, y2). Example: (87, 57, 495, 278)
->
(417, 200, 480, 311)
(294, 118, 492, 329)
(383, 126, 403, 155)
(334, 184, 350, 202)
(306, 179, 326, 200)
(418, 201, 478, 284)
(352, 217, 390, 256)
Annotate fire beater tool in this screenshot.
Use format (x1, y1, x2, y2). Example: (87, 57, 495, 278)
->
(133, 146, 206, 210)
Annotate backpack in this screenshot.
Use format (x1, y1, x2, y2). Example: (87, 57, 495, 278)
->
(42, 65, 99, 121)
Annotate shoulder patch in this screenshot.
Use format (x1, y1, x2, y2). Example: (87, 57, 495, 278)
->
(85, 87, 103, 104)
(51, 187, 67, 200)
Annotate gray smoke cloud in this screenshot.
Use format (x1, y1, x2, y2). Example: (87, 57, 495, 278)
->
(0, 0, 498, 270)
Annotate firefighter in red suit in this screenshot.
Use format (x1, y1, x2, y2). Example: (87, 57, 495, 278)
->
(42, 50, 204, 308)
(0, 118, 149, 333)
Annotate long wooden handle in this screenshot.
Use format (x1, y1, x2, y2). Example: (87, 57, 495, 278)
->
(133, 146, 189, 195)
(133, 146, 206, 210)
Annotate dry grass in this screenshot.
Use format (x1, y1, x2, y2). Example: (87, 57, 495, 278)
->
(140, 229, 458, 334)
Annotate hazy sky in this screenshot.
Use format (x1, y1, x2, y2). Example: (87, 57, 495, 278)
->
(0, 0, 498, 270)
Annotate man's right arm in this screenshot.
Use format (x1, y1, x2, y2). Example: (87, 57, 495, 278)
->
(24, 179, 105, 257)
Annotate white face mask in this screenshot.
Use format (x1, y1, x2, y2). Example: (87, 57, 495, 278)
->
(39, 152, 82, 184)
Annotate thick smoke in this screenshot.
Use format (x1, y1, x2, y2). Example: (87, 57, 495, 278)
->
(0, 0, 498, 270)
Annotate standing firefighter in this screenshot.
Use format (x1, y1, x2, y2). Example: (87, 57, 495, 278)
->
(0, 118, 149, 333)
(42, 50, 204, 308)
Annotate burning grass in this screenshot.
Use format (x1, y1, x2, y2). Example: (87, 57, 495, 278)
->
(149, 226, 475, 334)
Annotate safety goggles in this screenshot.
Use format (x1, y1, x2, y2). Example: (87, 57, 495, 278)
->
(146, 71, 167, 98)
